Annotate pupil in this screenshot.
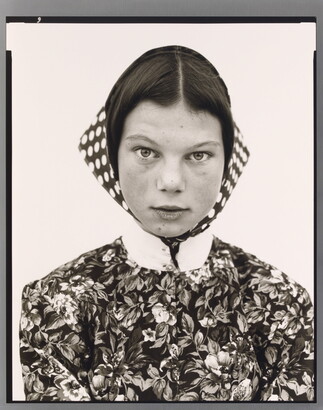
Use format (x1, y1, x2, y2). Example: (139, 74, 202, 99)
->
(141, 149, 150, 157)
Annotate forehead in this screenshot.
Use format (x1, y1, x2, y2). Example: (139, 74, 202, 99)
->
(122, 100, 223, 146)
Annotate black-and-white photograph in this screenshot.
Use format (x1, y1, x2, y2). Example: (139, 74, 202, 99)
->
(7, 19, 315, 402)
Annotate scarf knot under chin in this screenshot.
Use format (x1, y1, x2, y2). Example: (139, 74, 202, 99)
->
(159, 236, 183, 269)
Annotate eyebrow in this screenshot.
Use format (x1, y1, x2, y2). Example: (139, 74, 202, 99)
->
(190, 141, 222, 149)
(124, 135, 157, 145)
(124, 134, 222, 149)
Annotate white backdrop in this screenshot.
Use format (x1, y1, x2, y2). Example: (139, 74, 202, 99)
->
(7, 22, 315, 400)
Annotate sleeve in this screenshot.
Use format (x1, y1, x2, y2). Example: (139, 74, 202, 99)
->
(19, 279, 93, 401)
(257, 285, 314, 401)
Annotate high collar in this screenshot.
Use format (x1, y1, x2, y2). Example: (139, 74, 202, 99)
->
(121, 221, 214, 272)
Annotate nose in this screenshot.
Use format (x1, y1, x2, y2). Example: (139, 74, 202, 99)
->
(156, 160, 186, 193)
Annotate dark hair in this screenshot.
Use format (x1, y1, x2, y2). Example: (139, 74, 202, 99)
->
(105, 45, 234, 179)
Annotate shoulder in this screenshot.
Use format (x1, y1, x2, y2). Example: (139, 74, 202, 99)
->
(214, 238, 313, 345)
(214, 237, 312, 308)
(21, 237, 128, 334)
(22, 237, 126, 304)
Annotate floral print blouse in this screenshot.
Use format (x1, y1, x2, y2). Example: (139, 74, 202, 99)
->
(20, 236, 314, 402)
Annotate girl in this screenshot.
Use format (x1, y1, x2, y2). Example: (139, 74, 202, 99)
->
(20, 45, 314, 402)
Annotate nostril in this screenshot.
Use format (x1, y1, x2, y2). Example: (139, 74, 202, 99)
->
(157, 178, 185, 192)
(156, 165, 185, 192)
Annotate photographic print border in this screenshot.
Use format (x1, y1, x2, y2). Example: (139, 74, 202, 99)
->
(1, 1, 322, 409)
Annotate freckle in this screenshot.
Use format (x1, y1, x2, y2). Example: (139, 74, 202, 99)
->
(180, 125, 184, 128)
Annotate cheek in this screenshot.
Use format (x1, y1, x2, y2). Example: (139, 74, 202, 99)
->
(192, 168, 223, 201)
(191, 169, 223, 192)
(194, 184, 219, 208)
(119, 166, 151, 207)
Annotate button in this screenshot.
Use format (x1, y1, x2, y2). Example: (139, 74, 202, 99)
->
(165, 264, 175, 272)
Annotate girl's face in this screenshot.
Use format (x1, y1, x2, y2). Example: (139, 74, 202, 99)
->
(118, 100, 225, 238)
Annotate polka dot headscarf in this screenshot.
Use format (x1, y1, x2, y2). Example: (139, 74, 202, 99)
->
(79, 46, 250, 247)
(79, 108, 249, 238)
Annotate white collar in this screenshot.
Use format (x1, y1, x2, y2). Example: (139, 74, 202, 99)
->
(121, 221, 214, 272)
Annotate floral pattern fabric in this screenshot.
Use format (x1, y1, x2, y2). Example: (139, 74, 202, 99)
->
(20, 237, 314, 402)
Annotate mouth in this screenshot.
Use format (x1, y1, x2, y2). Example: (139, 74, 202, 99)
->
(152, 206, 188, 221)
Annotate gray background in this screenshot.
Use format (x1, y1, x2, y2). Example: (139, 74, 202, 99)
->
(1, 0, 322, 409)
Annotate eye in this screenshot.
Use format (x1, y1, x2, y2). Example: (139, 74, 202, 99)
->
(139, 148, 152, 158)
(134, 147, 159, 160)
(189, 151, 211, 162)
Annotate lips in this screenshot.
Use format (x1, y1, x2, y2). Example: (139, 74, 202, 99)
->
(154, 205, 187, 211)
(152, 206, 188, 221)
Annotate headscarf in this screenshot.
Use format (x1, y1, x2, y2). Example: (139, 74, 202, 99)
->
(78, 46, 250, 261)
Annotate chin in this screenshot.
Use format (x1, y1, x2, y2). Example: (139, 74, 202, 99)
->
(151, 224, 190, 238)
